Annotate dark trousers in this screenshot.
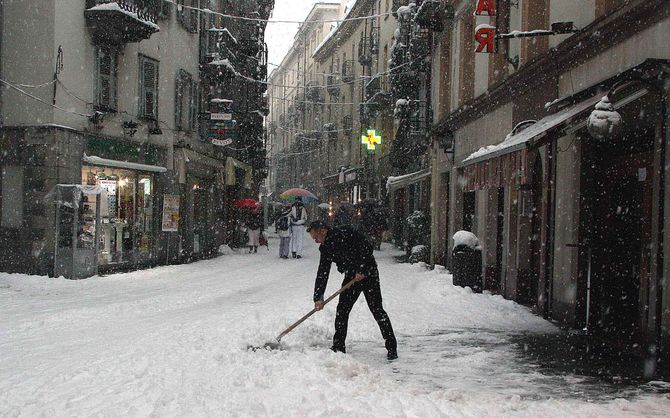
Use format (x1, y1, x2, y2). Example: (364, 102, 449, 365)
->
(333, 270, 397, 352)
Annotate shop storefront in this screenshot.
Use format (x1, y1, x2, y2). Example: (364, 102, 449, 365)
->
(81, 154, 166, 268)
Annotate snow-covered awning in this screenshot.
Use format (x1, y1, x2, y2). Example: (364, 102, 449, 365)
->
(463, 95, 602, 166)
(83, 154, 167, 173)
(463, 87, 649, 166)
(386, 169, 431, 192)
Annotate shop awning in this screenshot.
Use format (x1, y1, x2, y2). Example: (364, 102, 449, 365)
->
(463, 95, 603, 166)
(83, 154, 167, 173)
(386, 169, 431, 192)
(225, 157, 253, 189)
(459, 86, 651, 192)
(463, 86, 650, 167)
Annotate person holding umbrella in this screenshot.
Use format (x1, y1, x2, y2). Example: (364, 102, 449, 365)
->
(289, 197, 307, 258)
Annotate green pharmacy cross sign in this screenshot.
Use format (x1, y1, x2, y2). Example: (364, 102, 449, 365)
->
(361, 129, 382, 152)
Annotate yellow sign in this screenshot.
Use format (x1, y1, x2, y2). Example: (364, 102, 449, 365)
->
(361, 129, 382, 151)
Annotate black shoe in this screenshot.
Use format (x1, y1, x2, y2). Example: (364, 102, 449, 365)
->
(296, 255, 302, 259)
(292, 252, 297, 258)
(331, 346, 346, 354)
(387, 349, 398, 361)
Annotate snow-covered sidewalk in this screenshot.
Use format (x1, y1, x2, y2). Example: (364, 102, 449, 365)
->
(1, 237, 669, 417)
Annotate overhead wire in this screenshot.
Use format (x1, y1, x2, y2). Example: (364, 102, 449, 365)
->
(162, 0, 393, 24)
(0, 78, 92, 118)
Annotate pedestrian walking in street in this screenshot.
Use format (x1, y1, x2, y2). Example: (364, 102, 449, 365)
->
(275, 207, 292, 259)
(289, 198, 307, 258)
(307, 220, 398, 360)
(359, 200, 388, 251)
(245, 206, 263, 253)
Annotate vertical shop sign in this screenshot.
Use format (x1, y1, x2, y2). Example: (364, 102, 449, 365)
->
(162, 194, 180, 232)
(474, 0, 496, 54)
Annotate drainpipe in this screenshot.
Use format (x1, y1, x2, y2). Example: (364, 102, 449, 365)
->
(655, 83, 667, 378)
(0, 0, 3, 127)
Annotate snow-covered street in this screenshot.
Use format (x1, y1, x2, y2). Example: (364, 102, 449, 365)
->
(1, 236, 669, 417)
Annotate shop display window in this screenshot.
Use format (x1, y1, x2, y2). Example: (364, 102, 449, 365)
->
(82, 166, 154, 264)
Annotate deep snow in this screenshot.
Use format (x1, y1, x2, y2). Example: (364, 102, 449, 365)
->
(1, 236, 669, 417)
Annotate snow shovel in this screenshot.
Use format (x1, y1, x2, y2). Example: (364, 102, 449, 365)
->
(249, 279, 359, 351)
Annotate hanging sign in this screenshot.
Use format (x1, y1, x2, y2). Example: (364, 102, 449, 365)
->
(207, 117, 238, 146)
(210, 113, 233, 121)
(474, 0, 496, 54)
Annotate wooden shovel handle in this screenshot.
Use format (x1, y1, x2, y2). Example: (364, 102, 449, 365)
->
(276, 279, 358, 342)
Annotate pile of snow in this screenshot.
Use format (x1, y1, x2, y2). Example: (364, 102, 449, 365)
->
(396, 3, 416, 21)
(453, 230, 481, 250)
(587, 96, 622, 140)
(208, 27, 238, 44)
(209, 59, 237, 75)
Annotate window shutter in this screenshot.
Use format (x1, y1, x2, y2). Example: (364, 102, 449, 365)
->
(189, 0, 199, 33)
(175, 73, 183, 129)
(141, 57, 158, 119)
(189, 80, 199, 131)
(96, 47, 117, 110)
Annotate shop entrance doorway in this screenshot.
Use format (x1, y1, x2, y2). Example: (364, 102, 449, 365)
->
(588, 153, 652, 344)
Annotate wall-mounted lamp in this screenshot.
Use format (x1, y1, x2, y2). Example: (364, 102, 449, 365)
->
(122, 120, 138, 137)
(587, 96, 622, 140)
(89, 111, 105, 126)
(149, 120, 163, 135)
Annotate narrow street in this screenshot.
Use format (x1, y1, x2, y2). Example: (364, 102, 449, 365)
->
(1, 235, 669, 417)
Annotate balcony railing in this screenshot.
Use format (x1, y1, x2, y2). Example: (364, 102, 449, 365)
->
(342, 115, 353, 131)
(306, 82, 324, 102)
(358, 34, 373, 66)
(342, 60, 355, 82)
(85, 0, 160, 44)
(326, 75, 341, 96)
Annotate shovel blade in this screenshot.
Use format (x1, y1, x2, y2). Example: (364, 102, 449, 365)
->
(247, 340, 281, 351)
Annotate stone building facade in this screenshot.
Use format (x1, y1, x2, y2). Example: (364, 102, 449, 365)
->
(430, 0, 670, 377)
(0, 0, 273, 276)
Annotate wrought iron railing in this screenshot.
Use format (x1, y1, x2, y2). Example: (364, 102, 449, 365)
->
(88, 0, 160, 23)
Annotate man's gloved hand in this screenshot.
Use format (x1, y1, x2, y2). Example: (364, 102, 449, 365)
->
(314, 300, 325, 311)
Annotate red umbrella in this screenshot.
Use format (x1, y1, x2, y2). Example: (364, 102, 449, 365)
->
(233, 198, 259, 208)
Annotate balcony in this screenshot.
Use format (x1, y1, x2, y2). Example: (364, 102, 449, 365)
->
(358, 34, 373, 66)
(201, 27, 238, 65)
(409, 26, 432, 62)
(294, 94, 306, 112)
(306, 82, 324, 102)
(259, 95, 270, 116)
(341, 60, 355, 83)
(239, 34, 262, 56)
(342, 115, 353, 132)
(415, 0, 453, 32)
(326, 75, 341, 96)
(85, 0, 160, 45)
(365, 75, 393, 116)
(392, 0, 410, 18)
(323, 122, 338, 140)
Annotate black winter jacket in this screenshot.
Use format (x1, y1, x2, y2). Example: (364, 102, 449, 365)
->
(313, 225, 377, 301)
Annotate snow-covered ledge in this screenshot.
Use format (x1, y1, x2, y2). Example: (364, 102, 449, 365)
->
(83, 154, 167, 173)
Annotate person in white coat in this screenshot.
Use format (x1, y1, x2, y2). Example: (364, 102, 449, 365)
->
(289, 198, 308, 258)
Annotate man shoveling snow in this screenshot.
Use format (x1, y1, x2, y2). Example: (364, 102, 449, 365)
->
(307, 220, 398, 360)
